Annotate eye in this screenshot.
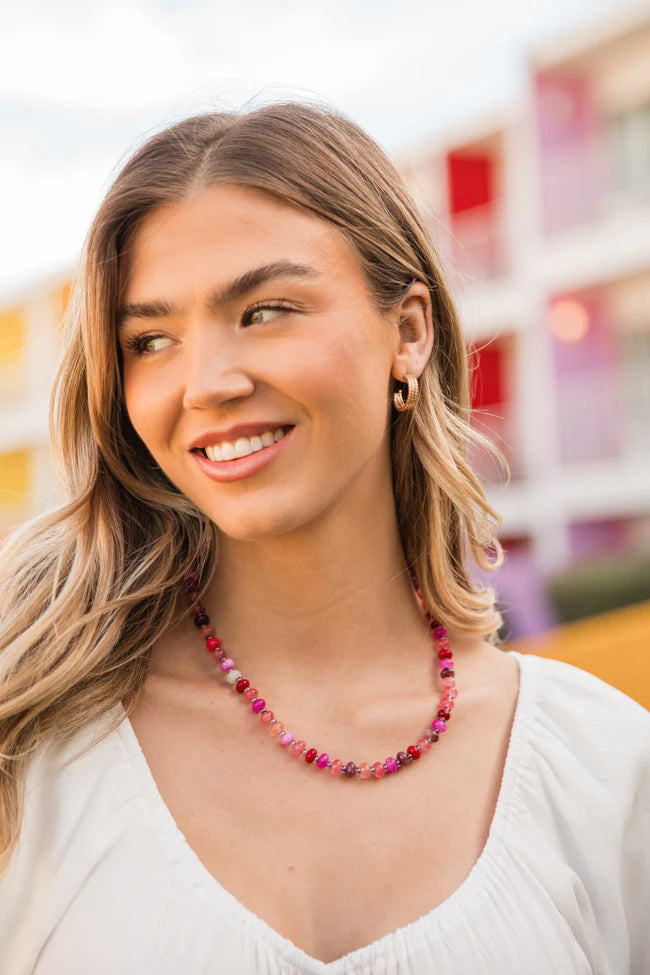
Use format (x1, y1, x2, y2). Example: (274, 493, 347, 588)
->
(241, 301, 293, 327)
(123, 333, 173, 357)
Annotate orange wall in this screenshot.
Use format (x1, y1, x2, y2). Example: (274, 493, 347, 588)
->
(508, 599, 650, 710)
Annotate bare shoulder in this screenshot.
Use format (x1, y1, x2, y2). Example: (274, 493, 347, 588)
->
(443, 636, 520, 745)
(451, 634, 519, 693)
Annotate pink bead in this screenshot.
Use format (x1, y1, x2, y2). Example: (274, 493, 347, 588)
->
(432, 718, 446, 733)
(444, 688, 458, 700)
(441, 698, 455, 710)
(269, 721, 284, 736)
(243, 688, 257, 702)
(441, 677, 455, 687)
(330, 759, 343, 775)
(385, 757, 397, 773)
(260, 711, 273, 724)
(359, 763, 371, 779)
(417, 737, 431, 753)
(292, 739, 305, 756)
(372, 762, 385, 778)
(280, 732, 294, 746)
(438, 658, 452, 670)
(251, 698, 265, 712)
(434, 627, 447, 639)
(220, 658, 235, 671)
(317, 753, 329, 769)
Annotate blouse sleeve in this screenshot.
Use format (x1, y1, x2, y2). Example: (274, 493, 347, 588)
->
(623, 719, 650, 975)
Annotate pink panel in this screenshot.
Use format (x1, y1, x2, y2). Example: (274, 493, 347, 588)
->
(534, 71, 604, 233)
(551, 293, 621, 462)
(568, 518, 627, 562)
(471, 540, 556, 639)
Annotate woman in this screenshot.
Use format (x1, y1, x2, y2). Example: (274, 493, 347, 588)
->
(0, 100, 648, 974)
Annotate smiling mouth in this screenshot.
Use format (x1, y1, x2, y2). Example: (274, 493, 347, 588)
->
(192, 425, 294, 462)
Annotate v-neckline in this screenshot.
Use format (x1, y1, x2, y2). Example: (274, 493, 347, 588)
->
(115, 649, 533, 973)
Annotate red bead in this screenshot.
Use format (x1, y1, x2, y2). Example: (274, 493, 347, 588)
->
(305, 748, 318, 764)
(438, 649, 452, 659)
(438, 706, 451, 720)
(407, 745, 421, 760)
(200, 625, 214, 638)
(206, 637, 221, 652)
(235, 679, 249, 693)
(440, 668, 454, 678)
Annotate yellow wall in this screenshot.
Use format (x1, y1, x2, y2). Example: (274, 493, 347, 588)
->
(0, 305, 26, 400)
(508, 599, 650, 710)
(0, 449, 31, 530)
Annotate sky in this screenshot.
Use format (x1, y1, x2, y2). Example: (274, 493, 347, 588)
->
(0, 0, 631, 299)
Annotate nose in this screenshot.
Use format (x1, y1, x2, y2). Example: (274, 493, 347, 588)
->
(181, 327, 255, 411)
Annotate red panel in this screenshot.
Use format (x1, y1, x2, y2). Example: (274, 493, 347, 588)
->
(469, 343, 504, 408)
(447, 152, 494, 213)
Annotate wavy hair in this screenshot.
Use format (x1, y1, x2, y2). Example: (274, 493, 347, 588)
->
(0, 98, 509, 876)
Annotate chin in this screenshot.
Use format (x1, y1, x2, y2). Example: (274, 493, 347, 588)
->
(207, 503, 311, 543)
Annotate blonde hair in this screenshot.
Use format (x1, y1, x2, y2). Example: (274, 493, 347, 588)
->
(0, 98, 509, 876)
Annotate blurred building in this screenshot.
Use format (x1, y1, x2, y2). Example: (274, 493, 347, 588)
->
(397, 4, 650, 638)
(0, 276, 68, 538)
(1, 6, 649, 640)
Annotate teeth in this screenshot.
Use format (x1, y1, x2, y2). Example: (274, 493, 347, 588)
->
(204, 426, 289, 462)
(234, 437, 252, 458)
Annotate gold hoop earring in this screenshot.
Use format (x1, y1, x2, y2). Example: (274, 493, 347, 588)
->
(393, 374, 419, 412)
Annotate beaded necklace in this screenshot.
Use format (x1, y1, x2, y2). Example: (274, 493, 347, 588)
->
(184, 570, 457, 780)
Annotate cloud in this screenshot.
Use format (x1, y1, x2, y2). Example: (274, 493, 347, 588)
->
(0, 0, 626, 295)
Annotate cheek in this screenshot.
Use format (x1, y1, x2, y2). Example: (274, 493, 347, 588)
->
(292, 327, 390, 457)
(122, 367, 178, 456)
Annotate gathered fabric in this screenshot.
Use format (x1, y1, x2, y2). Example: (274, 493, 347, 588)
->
(1, 649, 649, 975)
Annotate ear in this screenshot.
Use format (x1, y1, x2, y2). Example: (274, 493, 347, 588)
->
(390, 280, 434, 382)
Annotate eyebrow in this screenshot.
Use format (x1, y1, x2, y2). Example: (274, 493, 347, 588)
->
(116, 260, 321, 328)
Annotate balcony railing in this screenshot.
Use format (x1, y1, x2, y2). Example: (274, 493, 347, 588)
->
(444, 202, 508, 281)
(468, 407, 521, 483)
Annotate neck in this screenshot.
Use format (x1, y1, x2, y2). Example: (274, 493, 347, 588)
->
(155, 476, 475, 711)
(189, 481, 441, 706)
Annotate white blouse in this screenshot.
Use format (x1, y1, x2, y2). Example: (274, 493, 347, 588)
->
(1, 650, 649, 974)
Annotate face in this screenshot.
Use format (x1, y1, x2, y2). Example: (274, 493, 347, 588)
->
(117, 183, 402, 542)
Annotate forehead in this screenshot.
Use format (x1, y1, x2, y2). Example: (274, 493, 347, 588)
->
(121, 184, 365, 301)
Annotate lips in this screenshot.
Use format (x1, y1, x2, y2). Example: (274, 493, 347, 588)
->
(189, 422, 294, 452)
(195, 426, 290, 462)
(191, 424, 295, 483)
